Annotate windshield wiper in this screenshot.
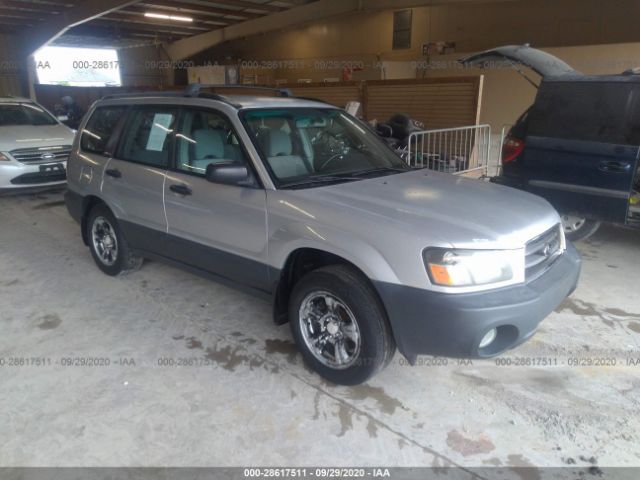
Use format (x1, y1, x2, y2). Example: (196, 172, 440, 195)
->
(280, 167, 411, 190)
(343, 166, 411, 178)
(280, 175, 358, 190)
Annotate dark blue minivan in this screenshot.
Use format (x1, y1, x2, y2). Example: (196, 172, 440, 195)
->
(463, 45, 640, 241)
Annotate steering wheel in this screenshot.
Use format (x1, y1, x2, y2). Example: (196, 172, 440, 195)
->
(317, 152, 344, 172)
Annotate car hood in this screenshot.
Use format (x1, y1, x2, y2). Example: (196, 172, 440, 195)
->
(287, 170, 560, 249)
(0, 124, 75, 151)
(459, 44, 579, 78)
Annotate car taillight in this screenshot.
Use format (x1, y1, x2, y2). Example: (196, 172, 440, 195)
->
(502, 137, 524, 164)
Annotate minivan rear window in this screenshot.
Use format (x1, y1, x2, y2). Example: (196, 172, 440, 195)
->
(528, 82, 639, 145)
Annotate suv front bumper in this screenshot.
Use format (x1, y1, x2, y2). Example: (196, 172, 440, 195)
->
(375, 243, 581, 363)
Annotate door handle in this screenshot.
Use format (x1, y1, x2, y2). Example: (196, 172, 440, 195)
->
(598, 161, 630, 173)
(169, 184, 192, 196)
(105, 168, 122, 178)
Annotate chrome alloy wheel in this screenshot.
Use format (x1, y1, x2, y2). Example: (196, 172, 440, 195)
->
(91, 216, 118, 266)
(561, 214, 586, 234)
(298, 291, 361, 369)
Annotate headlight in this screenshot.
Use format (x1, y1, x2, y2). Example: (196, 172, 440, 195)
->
(0, 152, 11, 162)
(424, 248, 524, 288)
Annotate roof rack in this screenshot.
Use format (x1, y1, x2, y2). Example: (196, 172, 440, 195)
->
(100, 91, 184, 100)
(100, 84, 294, 106)
(184, 83, 293, 98)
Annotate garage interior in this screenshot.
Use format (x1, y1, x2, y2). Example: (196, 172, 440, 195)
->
(1, 0, 640, 475)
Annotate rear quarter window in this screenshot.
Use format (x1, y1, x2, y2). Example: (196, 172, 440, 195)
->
(528, 82, 639, 145)
(80, 106, 128, 154)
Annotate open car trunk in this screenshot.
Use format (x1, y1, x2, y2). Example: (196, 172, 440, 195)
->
(459, 45, 580, 85)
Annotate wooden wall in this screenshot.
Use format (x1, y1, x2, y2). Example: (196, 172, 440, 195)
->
(290, 76, 483, 128)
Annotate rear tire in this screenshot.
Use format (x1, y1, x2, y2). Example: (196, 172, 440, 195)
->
(86, 204, 143, 276)
(561, 214, 601, 242)
(288, 265, 395, 385)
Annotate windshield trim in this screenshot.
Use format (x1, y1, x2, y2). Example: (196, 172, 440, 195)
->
(238, 106, 410, 190)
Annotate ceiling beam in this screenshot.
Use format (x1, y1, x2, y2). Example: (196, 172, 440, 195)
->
(117, 7, 231, 26)
(65, 26, 177, 40)
(139, 1, 264, 20)
(102, 12, 214, 31)
(18, 0, 141, 56)
(0, 1, 69, 13)
(90, 19, 200, 36)
(0, 6, 45, 22)
(0, 17, 37, 26)
(213, 0, 285, 12)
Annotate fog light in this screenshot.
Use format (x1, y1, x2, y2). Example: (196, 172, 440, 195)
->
(479, 328, 497, 349)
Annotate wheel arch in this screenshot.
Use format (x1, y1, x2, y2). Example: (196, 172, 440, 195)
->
(80, 195, 107, 245)
(272, 247, 391, 329)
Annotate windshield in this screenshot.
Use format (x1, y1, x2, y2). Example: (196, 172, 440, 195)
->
(241, 108, 410, 188)
(0, 103, 58, 127)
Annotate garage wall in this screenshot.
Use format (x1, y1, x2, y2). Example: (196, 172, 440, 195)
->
(118, 44, 172, 88)
(193, 0, 640, 73)
(0, 34, 27, 97)
(288, 82, 363, 109)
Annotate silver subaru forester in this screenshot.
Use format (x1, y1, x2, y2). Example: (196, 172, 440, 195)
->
(65, 89, 581, 385)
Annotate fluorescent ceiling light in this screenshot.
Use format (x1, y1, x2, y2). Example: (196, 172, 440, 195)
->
(144, 12, 193, 22)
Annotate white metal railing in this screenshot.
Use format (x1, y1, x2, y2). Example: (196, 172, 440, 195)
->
(406, 125, 492, 177)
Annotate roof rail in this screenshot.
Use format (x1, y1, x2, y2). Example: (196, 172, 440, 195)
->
(98, 88, 237, 106)
(100, 91, 184, 100)
(184, 83, 293, 98)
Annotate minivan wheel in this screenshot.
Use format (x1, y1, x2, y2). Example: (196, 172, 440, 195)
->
(87, 205, 143, 276)
(288, 265, 395, 385)
(561, 214, 601, 242)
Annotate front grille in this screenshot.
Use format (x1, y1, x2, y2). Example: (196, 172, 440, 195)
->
(10, 145, 71, 165)
(525, 224, 563, 279)
(10, 170, 67, 185)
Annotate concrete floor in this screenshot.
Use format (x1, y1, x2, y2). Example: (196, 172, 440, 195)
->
(0, 189, 639, 469)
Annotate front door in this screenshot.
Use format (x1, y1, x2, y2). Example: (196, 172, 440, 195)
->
(163, 107, 269, 291)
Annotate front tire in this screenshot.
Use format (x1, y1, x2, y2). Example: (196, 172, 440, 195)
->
(289, 265, 395, 385)
(561, 214, 601, 242)
(87, 205, 143, 276)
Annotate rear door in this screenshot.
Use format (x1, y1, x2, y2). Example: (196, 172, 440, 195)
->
(163, 106, 269, 291)
(101, 105, 178, 250)
(522, 80, 640, 223)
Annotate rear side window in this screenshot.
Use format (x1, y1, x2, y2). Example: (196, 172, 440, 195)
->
(528, 82, 637, 145)
(116, 106, 178, 168)
(80, 106, 127, 154)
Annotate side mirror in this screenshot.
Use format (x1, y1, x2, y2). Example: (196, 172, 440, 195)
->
(205, 163, 250, 186)
(57, 115, 69, 122)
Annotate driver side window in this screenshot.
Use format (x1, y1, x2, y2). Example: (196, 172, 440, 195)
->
(175, 108, 248, 175)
